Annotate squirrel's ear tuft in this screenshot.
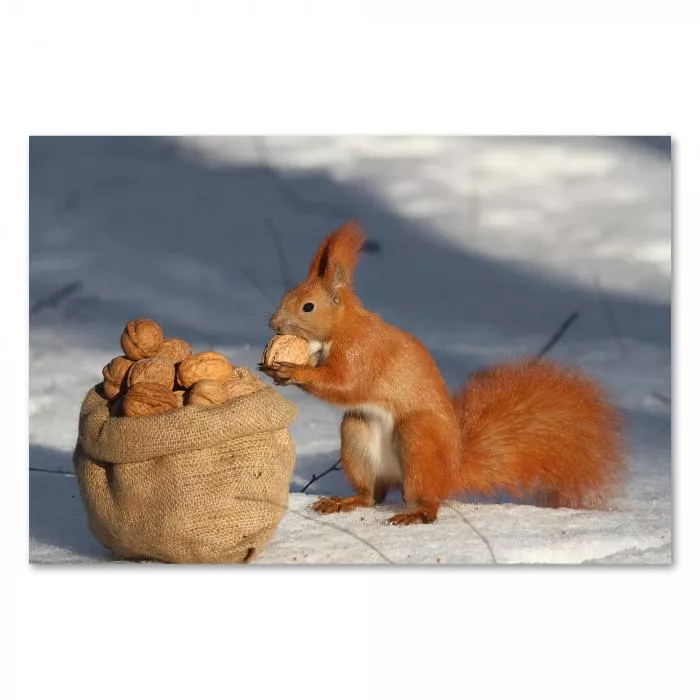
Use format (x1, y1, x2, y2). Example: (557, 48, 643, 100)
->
(307, 220, 366, 291)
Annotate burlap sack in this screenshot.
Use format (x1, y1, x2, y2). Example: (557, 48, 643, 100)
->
(73, 374, 298, 563)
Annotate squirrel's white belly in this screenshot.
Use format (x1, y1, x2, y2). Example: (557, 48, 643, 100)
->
(307, 339, 332, 366)
(347, 403, 403, 485)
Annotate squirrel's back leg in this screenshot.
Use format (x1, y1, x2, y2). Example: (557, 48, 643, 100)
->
(311, 412, 390, 515)
(387, 411, 460, 525)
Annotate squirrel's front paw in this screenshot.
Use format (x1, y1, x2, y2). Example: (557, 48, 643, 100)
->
(258, 361, 303, 386)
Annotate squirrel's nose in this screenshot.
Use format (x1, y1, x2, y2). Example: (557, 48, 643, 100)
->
(269, 314, 281, 333)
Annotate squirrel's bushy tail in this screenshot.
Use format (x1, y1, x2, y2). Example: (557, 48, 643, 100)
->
(451, 358, 626, 508)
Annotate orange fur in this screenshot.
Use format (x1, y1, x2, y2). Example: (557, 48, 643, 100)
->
(453, 359, 626, 508)
(261, 221, 627, 523)
(307, 219, 365, 288)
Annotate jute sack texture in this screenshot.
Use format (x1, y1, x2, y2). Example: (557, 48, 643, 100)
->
(73, 373, 298, 563)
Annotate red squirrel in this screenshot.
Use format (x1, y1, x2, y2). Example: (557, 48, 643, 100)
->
(259, 220, 625, 525)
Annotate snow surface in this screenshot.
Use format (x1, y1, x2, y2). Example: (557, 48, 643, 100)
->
(29, 136, 672, 565)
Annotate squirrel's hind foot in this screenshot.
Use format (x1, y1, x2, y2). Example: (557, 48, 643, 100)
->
(386, 501, 439, 526)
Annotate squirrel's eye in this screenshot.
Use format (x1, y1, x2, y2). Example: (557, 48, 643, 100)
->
(303, 302, 315, 313)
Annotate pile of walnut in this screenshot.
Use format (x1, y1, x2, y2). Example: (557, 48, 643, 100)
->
(102, 318, 261, 417)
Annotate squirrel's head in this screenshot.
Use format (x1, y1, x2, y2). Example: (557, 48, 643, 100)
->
(269, 220, 366, 343)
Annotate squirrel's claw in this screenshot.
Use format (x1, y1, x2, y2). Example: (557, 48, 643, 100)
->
(257, 361, 302, 386)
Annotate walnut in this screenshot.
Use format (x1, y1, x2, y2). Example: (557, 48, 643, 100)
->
(126, 357, 176, 390)
(102, 356, 134, 399)
(102, 381, 122, 400)
(176, 351, 232, 389)
(122, 383, 180, 417)
(186, 379, 229, 407)
(155, 338, 193, 364)
(120, 318, 164, 361)
(261, 335, 310, 366)
(224, 366, 264, 399)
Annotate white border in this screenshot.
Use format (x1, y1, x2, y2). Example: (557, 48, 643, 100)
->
(6, 4, 697, 698)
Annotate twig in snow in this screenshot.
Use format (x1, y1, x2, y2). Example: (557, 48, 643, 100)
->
(253, 137, 384, 261)
(252, 136, 350, 220)
(594, 275, 627, 358)
(286, 505, 394, 564)
(264, 217, 293, 291)
(299, 458, 342, 493)
(222, 492, 394, 564)
(444, 503, 497, 564)
(29, 467, 75, 476)
(536, 311, 580, 358)
(30, 281, 83, 316)
(651, 391, 671, 405)
(243, 268, 277, 309)
(468, 166, 481, 237)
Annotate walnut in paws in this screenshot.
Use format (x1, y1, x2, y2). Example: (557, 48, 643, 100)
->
(261, 335, 311, 367)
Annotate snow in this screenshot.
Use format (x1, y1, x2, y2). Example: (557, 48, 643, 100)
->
(29, 135, 671, 565)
